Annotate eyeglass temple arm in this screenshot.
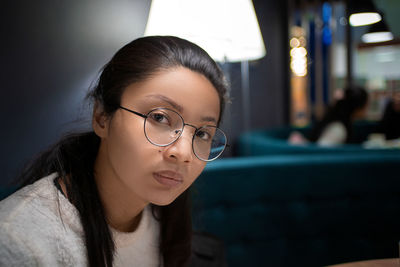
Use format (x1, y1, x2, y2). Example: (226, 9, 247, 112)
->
(119, 106, 147, 119)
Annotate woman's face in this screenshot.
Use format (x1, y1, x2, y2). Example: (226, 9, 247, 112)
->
(95, 67, 220, 206)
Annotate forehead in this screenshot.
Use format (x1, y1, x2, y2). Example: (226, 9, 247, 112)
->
(121, 67, 221, 121)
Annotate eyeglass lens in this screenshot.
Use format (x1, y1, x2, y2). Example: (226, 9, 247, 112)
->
(144, 108, 226, 161)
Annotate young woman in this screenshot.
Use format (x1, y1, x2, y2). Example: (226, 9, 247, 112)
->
(0, 36, 228, 267)
(309, 86, 368, 146)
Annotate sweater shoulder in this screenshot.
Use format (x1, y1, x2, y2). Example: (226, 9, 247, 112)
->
(0, 173, 86, 266)
(0, 173, 61, 224)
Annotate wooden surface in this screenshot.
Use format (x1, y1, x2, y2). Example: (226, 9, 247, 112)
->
(328, 258, 399, 267)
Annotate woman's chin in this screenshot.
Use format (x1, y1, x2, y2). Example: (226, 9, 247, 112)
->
(149, 195, 179, 206)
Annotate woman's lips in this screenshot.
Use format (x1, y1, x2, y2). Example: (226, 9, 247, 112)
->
(153, 171, 183, 187)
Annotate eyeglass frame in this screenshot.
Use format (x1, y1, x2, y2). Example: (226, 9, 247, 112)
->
(118, 105, 227, 161)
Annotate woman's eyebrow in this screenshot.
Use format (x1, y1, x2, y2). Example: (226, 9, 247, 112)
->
(145, 94, 183, 113)
(201, 116, 217, 124)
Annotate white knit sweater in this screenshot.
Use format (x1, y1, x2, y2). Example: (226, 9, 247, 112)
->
(0, 173, 161, 267)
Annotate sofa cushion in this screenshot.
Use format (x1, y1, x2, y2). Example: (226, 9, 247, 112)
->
(192, 154, 400, 267)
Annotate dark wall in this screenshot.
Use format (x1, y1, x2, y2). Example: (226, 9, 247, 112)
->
(223, 0, 289, 156)
(252, 0, 289, 128)
(0, 0, 151, 185)
(0, 0, 288, 184)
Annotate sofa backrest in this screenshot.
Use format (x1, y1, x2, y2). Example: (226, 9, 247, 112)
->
(235, 120, 396, 157)
(236, 129, 400, 156)
(192, 154, 400, 267)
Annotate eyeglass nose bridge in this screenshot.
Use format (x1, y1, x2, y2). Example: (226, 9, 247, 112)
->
(150, 122, 196, 148)
(171, 123, 198, 143)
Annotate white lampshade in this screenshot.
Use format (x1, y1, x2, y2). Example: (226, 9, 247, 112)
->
(349, 13, 381, 27)
(144, 0, 266, 62)
(362, 32, 393, 43)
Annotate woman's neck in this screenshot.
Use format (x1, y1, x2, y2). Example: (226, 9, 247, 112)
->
(93, 142, 149, 233)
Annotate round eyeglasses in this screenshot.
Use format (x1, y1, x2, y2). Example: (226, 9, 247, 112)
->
(119, 106, 227, 161)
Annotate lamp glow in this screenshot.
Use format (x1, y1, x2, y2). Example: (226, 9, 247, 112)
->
(144, 0, 266, 62)
(289, 27, 307, 77)
(290, 37, 300, 48)
(349, 13, 381, 26)
(362, 32, 394, 43)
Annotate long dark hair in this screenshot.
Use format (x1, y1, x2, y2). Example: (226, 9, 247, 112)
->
(309, 86, 368, 143)
(17, 36, 227, 267)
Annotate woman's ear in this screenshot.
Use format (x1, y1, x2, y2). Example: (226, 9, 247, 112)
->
(92, 102, 109, 138)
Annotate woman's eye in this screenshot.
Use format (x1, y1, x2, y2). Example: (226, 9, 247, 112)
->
(196, 130, 212, 141)
(150, 112, 170, 125)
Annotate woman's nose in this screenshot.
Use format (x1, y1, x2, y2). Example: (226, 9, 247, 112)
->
(163, 127, 195, 163)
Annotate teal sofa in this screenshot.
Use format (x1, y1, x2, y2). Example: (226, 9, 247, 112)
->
(236, 121, 399, 156)
(192, 153, 400, 267)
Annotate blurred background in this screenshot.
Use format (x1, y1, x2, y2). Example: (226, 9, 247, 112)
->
(1, 0, 399, 184)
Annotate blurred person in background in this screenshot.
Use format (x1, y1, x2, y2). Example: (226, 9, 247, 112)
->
(378, 90, 400, 140)
(308, 86, 369, 146)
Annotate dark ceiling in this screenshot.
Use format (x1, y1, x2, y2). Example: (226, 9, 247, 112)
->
(292, 0, 400, 39)
(374, 0, 400, 39)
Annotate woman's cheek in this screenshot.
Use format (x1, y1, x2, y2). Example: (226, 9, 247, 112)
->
(188, 163, 207, 186)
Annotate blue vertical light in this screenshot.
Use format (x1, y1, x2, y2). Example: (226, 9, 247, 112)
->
(309, 17, 316, 113)
(322, 2, 332, 105)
